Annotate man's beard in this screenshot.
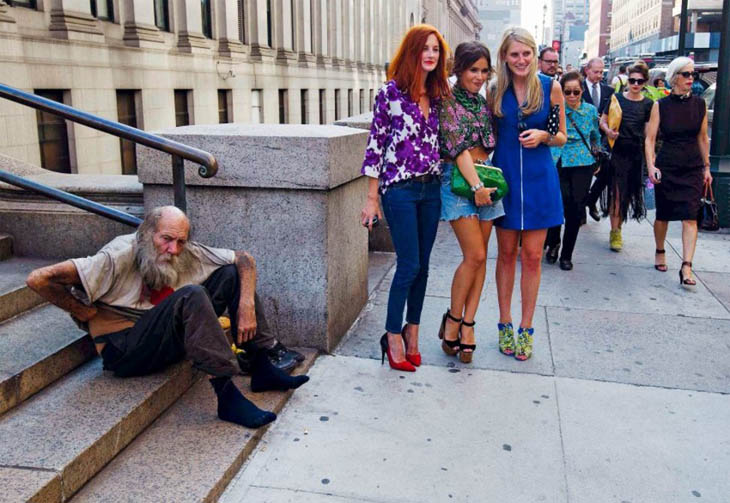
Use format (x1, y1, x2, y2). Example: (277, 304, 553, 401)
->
(134, 235, 195, 290)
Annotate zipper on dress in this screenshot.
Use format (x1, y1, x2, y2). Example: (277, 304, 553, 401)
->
(520, 144, 524, 230)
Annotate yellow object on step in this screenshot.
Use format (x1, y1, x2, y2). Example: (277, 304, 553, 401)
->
(218, 316, 231, 330)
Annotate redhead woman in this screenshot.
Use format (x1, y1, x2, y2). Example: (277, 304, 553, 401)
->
(437, 41, 505, 363)
(491, 28, 566, 360)
(360, 25, 451, 371)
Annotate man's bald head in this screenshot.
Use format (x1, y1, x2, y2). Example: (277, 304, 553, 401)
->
(137, 206, 190, 241)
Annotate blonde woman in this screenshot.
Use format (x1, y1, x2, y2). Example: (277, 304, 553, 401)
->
(490, 28, 566, 360)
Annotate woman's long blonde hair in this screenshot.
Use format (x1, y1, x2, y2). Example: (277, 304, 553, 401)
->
(492, 27, 543, 117)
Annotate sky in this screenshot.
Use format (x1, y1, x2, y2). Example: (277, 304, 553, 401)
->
(522, 0, 553, 46)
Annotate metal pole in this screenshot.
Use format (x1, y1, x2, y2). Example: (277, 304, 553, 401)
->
(710, 0, 730, 227)
(677, 0, 689, 56)
(172, 154, 187, 214)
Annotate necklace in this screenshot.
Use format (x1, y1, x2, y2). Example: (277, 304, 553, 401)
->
(452, 85, 482, 115)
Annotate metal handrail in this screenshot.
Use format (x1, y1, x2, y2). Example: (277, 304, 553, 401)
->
(0, 83, 219, 221)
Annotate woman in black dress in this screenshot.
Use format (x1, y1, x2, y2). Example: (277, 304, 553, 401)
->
(645, 57, 712, 289)
(600, 63, 653, 252)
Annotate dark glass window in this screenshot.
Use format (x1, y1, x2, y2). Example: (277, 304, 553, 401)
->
(35, 90, 71, 174)
(174, 90, 191, 127)
(201, 0, 212, 38)
(266, 0, 272, 47)
(116, 90, 138, 175)
(154, 0, 169, 31)
(347, 89, 353, 117)
(334, 89, 340, 121)
(238, 0, 246, 43)
(300, 89, 308, 124)
(8, 0, 37, 9)
(370, 89, 374, 109)
(218, 90, 230, 123)
(359, 89, 365, 115)
(278, 89, 288, 124)
(319, 89, 325, 124)
(90, 0, 113, 20)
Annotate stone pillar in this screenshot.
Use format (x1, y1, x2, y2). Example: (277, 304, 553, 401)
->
(217, 0, 246, 57)
(122, 0, 164, 47)
(137, 124, 369, 352)
(0, 1, 17, 32)
(274, 0, 296, 62)
(48, 0, 104, 42)
(177, 0, 210, 53)
(312, 0, 330, 66)
(329, 0, 344, 66)
(295, 0, 316, 64)
(249, 0, 276, 60)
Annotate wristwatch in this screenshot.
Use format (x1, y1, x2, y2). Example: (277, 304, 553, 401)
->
(470, 182, 485, 193)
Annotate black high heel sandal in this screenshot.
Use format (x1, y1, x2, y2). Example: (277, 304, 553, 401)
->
(459, 320, 476, 363)
(654, 249, 667, 272)
(679, 261, 696, 290)
(438, 309, 461, 356)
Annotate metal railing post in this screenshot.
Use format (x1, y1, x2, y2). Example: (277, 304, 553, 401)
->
(172, 154, 187, 213)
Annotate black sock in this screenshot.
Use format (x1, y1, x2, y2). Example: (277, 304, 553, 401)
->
(210, 376, 276, 428)
(250, 351, 310, 393)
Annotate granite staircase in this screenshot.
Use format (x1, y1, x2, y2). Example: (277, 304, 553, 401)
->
(0, 237, 316, 503)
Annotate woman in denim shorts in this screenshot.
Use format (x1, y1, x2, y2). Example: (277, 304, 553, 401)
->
(437, 42, 505, 363)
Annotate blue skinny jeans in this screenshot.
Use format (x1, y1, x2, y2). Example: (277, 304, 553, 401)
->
(381, 178, 441, 334)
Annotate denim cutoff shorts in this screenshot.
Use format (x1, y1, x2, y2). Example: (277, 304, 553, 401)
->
(440, 161, 506, 222)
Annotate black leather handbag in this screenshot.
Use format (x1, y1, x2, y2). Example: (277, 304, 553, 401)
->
(698, 182, 720, 231)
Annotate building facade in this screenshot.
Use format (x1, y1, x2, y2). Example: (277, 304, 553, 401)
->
(584, 0, 611, 58)
(609, 0, 674, 57)
(475, 0, 521, 58)
(0, 0, 478, 176)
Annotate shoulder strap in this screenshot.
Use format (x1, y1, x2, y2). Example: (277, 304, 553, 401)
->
(566, 111, 596, 161)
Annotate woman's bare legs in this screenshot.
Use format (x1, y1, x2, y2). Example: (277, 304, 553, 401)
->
(653, 219, 669, 268)
(496, 228, 519, 325)
(518, 229, 547, 328)
(681, 219, 699, 281)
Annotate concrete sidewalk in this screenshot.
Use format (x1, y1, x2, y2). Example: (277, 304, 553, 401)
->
(222, 213, 730, 503)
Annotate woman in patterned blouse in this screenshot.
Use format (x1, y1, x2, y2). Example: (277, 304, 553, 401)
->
(437, 41, 505, 363)
(360, 25, 451, 372)
(544, 71, 600, 271)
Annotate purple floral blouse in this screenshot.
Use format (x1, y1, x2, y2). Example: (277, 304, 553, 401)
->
(361, 80, 442, 193)
(438, 86, 495, 160)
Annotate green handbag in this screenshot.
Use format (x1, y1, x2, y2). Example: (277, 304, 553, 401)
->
(450, 163, 509, 202)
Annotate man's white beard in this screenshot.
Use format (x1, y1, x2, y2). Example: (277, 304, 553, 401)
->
(134, 235, 193, 290)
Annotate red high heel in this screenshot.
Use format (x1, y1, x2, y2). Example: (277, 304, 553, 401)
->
(380, 333, 416, 372)
(401, 323, 422, 367)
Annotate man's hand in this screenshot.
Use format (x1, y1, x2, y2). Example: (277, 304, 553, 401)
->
(236, 302, 257, 345)
(26, 261, 97, 321)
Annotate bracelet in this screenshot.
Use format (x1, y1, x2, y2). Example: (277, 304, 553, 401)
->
(470, 182, 485, 193)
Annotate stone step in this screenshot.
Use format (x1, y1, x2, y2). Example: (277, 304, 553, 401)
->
(0, 304, 96, 416)
(0, 256, 53, 323)
(0, 233, 12, 261)
(70, 349, 318, 503)
(0, 359, 197, 503)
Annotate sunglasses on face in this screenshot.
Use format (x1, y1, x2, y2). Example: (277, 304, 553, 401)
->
(678, 71, 699, 80)
(628, 78, 646, 85)
(563, 89, 581, 96)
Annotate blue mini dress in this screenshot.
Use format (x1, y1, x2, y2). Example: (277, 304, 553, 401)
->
(493, 74, 563, 230)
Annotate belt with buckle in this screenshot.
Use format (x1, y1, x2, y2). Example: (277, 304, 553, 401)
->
(409, 174, 436, 183)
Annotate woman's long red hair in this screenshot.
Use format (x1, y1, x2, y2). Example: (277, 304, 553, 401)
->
(388, 24, 451, 101)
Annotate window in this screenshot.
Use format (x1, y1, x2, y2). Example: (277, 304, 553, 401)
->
(154, 0, 170, 32)
(370, 89, 374, 109)
(201, 0, 212, 38)
(174, 90, 191, 127)
(300, 89, 308, 124)
(266, 0, 272, 47)
(35, 90, 71, 174)
(251, 89, 263, 123)
(218, 90, 231, 123)
(90, 0, 113, 20)
(319, 89, 326, 124)
(359, 90, 365, 115)
(334, 89, 340, 120)
(278, 89, 288, 124)
(8, 0, 37, 8)
(238, 0, 246, 43)
(116, 90, 139, 175)
(347, 89, 353, 117)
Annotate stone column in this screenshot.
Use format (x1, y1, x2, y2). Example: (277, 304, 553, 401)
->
(48, 0, 104, 42)
(329, 0, 344, 66)
(137, 124, 369, 351)
(0, 1, 17, 32)
(295, 0, 315, 64)
(122, 0, 163, 48)
(249, 0, 276, 60)
(274, 0, 296, 62)
(177, 0, 210, 53)
(311, 0, 330, 66)
(217, 0, 246, 58)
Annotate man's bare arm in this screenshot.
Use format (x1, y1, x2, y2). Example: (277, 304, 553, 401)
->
(234, 251, 257, 344)
(26, 261, 97, 322)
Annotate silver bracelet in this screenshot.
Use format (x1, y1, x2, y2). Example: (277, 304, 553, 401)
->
(470, 182, 485, 193)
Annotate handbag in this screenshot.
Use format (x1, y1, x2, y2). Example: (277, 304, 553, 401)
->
(451, 163, 509, 202)
(698, 182, 719, 231)
(567, 112, 608, 168)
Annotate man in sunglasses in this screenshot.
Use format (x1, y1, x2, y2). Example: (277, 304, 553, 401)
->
(538, 47, 560, 79)
(582, 57, 615, 221)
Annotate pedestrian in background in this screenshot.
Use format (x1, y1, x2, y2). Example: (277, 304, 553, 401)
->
(582, 57, 615, 222)
(360, 24, 451, 372)
(437, 41, 504, 363)
(611, 64, 628, 91)
(490, 27, 566, 361)
(645, 57, 711, 289)
(538, 47, 559, 79)
(600, 63, 653, 252)
(545, 71, 600, 271)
